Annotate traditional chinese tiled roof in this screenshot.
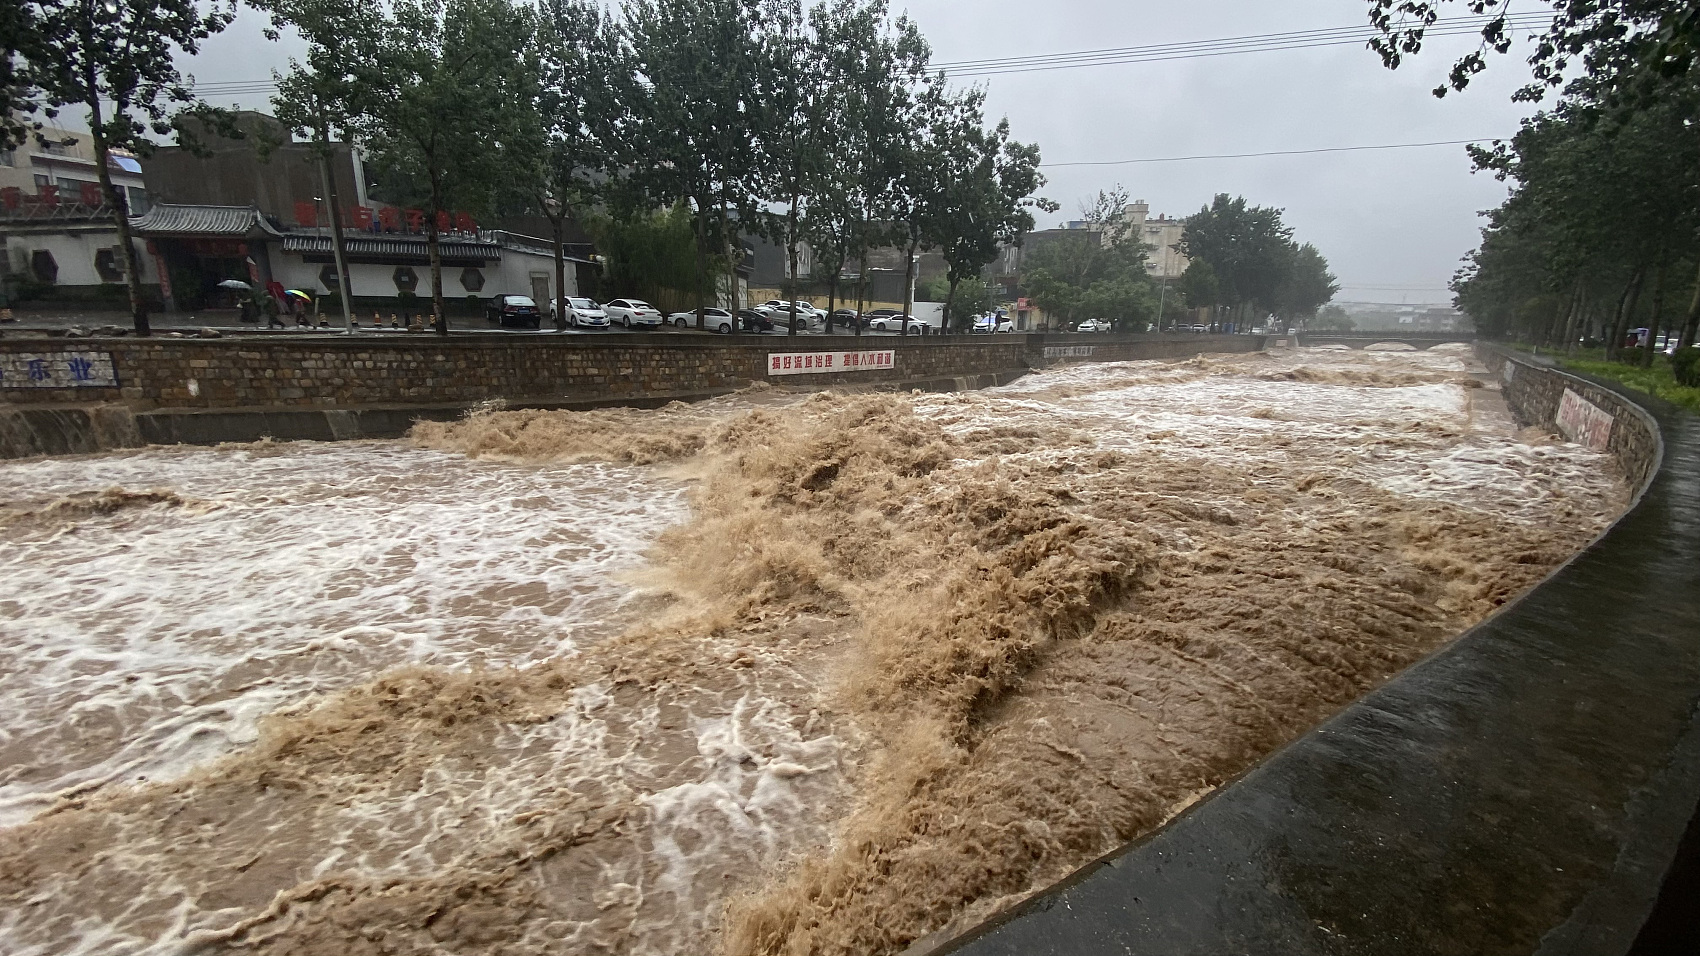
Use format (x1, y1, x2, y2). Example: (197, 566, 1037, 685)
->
(280, 234, 505, 261)
(129, 204, 285, 239)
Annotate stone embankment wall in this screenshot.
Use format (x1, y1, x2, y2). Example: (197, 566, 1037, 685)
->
(1477, 344, 1661, 491)
(0, 333, 1263, 457)
(0, 332, 1260, 411)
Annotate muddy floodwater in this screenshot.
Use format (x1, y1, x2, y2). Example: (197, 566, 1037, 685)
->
(0, 346, 1626, 955)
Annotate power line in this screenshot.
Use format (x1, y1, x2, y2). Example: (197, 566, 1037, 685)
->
(1040, 137, 1504, 167)
(934, 13, 1549, 77)
(190, 13, 1550, 97)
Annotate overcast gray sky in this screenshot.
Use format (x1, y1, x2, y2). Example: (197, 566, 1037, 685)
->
(180, 0, 1548, 305)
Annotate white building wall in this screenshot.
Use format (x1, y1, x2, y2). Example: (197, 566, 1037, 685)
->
(270, 245, 576, 302)
(4, 231, 156, 286)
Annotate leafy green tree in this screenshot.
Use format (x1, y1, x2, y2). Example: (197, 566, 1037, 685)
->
(263, 0, 377, 333)
(920, 103, 1050, 333)
(620, 0, 766, 328)
(527, 0, 622, 324)
(1451, 90, 1699, 357)
(1273, 243, 1340, 327)
(11, 0, 237, 334)
(1019, 194, 1155, 330)
(1179, 259, 1221, 318)
(1365, 0, 1700, 102)
(1181, 194, 1298, 327)
(365, 0, 538, 334)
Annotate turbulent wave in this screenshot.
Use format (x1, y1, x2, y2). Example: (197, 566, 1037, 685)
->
(0, 349, 1627, 956)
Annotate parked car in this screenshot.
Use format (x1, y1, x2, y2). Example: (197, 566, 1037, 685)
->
(737, 309, 776, 332)
(667, 307, 737, 332)
(972, 314, 1015, 333)
(486, 294, 543, 329)
(869, 313, 916, 332)
(755, 303, 821, 329)
(1188, 324, 1208, 333)
(830, 308, 866, 329)
(603, 298, 664, 329)
(1075, 318, 1112, 333)
(560, 297, 608, 329)
(761, 300, 825, 323)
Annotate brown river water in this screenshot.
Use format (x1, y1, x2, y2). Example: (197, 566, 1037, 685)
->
(0, 345, 1625, 955)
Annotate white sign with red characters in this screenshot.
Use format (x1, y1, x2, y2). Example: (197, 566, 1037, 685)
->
(767, 350, 895, 376)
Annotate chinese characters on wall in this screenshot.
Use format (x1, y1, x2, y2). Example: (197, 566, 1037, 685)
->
(767, 350, 896, 376)
(0, 351, 118, 388)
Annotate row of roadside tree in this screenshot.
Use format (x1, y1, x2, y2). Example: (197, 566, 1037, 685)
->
(1, 0, 1051, 336)
(1359, 0, 1700, 371)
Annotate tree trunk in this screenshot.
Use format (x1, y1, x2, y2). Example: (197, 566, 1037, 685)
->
(1605, 264, 1647, 361)
(551, 211, 567, 332)
(317, 144, 354, 333)
(1678, 256, 1700, 352)
(901, 228, 918, 336)
(827, 273, 839, 333)
(854, 249, 867, 338)
(693, 202, 709, 330)
(86, 94, 148, 336)
(786, 198, 799, 338)
(1547, 280, 1581, 350)
(1561, 285, 1586, 355)
(428, 223, 446, 336)
(944, 274, 960, 334)
(1641, 258, 1669, 368)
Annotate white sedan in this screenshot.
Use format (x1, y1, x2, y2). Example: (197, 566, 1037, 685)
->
(1076, 318, 1112, 333)
(561, 297, 608, 329)
(971, 314, 1015, 333)
(667, 307, 738, 333)
(603, 298, 664, 329)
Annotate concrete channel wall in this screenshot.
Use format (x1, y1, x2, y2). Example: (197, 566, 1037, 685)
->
(938, 345, 1700, 956)
(0, 332, 1261, 458)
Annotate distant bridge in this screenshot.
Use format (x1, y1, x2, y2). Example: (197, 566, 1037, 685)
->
(1293, 330, 1476, 349)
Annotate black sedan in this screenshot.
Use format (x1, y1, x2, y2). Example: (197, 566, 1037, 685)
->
(737, 309, 776, 332)
(485, 294, 543, 330)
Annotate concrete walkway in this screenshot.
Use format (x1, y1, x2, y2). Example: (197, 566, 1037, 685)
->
(939, 378, 1700, 954)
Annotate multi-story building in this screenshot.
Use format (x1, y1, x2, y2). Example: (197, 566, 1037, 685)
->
(1, 124, 157, 302)
(0, 123, 149, 214)
(1120, 201, 1189, 280)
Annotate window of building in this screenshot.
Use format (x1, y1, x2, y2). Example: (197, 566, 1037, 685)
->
(393, 266, 418, 293)
(0, 149, 14, 167)
(94, 248, 124, 282)
(459, 267, 484, 292)
(319, 265, 342, 291)
(30, 250, 58, 284)
(125, 186, 149, 215)
(33, 173, 49, 188)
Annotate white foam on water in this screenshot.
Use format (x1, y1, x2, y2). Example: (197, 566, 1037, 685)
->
(0, 442, 689, 827)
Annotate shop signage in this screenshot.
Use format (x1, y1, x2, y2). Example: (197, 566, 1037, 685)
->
(767, 350, 894, 375)
(0, 350, 118, 388)
(1556, 388, 1613, 451)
